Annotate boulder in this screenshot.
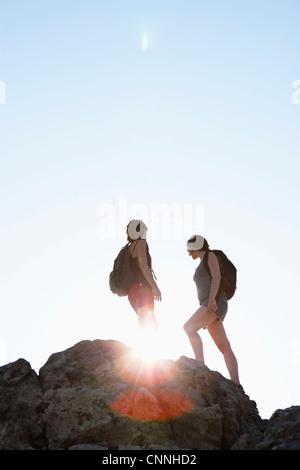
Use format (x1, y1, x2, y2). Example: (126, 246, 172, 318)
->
(255, 406, 300, 450)
(0, 359, 46, 449)
(0, 339, 298, 450)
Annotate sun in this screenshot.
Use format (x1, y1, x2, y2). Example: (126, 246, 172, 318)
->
(112, 325, 193, 421)
(131, 327, 165, 363)
(116, 328, 179, 390)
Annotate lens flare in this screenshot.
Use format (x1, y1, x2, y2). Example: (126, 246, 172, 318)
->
(133, 328, 161, 362)
(142, 31, 148, 51)
(116, 331, 177, 388)
(111, 388, 194, 421)
(111, 328, 195, 422)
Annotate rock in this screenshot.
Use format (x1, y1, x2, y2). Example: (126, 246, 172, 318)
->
(255, 406, 300, 450)
(0, 339, 298, 450)
(0, 359, 46, 450)
(68, 443, 108, 450)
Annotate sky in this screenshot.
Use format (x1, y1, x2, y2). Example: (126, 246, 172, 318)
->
(1, 0, 300, 420)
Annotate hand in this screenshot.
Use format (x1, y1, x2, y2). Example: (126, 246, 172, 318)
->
(208, 298, 217, 313)
(152, 286, 162, 302)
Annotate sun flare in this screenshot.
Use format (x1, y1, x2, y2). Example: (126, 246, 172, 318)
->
(112, 328, 194, 421)
(141, 31, 148, 51)
(130, 328, 166, 363)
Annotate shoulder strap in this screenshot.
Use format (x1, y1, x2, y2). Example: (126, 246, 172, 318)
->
(129, 239, 139, 255)
(130, 240, 157, 279)
(202, 250, 211, 273)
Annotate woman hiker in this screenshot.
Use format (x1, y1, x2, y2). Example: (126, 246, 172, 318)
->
(183, 235, 240, 385)
(126, 219, 162, 330)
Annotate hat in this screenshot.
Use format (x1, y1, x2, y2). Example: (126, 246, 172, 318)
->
(186, 235, 205, 251)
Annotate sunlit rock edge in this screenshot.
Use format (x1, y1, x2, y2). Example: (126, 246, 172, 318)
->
(0, 339, 299, 450)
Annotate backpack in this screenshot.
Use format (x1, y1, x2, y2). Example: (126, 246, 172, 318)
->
(109, 241, 138, 297)
(203, 250, 237, 300)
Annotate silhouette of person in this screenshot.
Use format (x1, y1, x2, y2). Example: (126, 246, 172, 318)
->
(126, 220, 161, 330)
(183, 235, 240, 385)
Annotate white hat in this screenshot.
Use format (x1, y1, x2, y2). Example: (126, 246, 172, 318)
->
(127, 219, 148, 240)
(186, 235, 205, 251)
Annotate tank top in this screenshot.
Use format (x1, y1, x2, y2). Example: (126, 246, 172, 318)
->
(129, 240, 153, 288)
(193, 255, 213, 304)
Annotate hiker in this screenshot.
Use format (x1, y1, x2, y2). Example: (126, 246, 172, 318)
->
(126, 219, 162, 330)
(183, 235, 240, 385)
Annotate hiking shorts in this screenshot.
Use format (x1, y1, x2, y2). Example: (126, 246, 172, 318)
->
(128, 284, 154, 314)
(201, 291, 228, 321)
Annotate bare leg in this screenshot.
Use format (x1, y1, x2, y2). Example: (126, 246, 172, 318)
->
(185, 329, 204, 362)
(183, 306, 216, 362)
(206, 319, 240, 385)
(137, 306, 158, 331)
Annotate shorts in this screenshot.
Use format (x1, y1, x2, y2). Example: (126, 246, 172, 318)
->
(201, 291, 228, 321)
(128, 283, 154, 314)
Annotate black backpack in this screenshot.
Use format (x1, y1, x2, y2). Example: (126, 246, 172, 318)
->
(109, 241, 138, 297)
(203, 250, 237, 300)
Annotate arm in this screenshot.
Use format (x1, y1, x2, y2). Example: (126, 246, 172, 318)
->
(207, 252, 221, 312)
(136, 240, 162, 301)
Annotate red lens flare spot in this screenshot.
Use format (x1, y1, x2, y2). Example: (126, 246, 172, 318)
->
(111, 388, 194, 421)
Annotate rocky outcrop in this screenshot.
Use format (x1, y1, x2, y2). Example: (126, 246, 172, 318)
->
(0, 339, 298, 450)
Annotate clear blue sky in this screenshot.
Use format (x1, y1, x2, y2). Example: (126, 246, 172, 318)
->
(1, 0, 299, 419)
